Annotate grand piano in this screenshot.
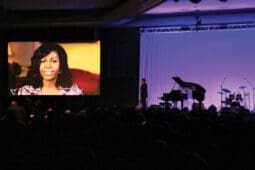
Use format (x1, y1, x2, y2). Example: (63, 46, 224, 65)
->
(160, 77, 206, 110)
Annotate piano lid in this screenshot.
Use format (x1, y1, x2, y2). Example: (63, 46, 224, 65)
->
(172, 76, 206, 92)
(172, 76, 206, 102)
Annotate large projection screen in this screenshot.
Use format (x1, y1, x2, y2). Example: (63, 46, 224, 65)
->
(8, 41, 100, 96)
(140, 28, 255, 111)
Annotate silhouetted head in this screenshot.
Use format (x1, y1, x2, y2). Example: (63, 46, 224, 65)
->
(141, 78, 146, 83)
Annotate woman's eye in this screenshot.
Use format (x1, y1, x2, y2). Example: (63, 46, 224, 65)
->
(51, 60, 57, 64)
(40, 60, 46, 63)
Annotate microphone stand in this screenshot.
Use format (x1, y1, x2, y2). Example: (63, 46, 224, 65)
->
(244, 78, 255, 111)
(220, 78, 226, 110)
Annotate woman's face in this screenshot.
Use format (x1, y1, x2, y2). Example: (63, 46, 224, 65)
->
(39, 51, 60, 82)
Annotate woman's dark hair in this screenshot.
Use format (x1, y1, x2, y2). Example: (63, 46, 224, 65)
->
(24, 42, 72, 88)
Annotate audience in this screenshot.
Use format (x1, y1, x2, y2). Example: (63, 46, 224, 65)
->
(6, 100, 27, 127)
(1, 99, 255, 170)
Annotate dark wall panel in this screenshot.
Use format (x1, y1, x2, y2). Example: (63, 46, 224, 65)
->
(101, 28, 140, 106)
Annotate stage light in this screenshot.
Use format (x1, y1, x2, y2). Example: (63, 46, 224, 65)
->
(174, 0, 227, 3)
(174, 0, 201, 3)
(190, 0, 201, 3)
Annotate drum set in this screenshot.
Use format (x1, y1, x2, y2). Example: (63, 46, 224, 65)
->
(220, 85, 250, 108)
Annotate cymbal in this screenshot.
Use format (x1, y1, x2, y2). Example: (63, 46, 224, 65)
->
(239, 86, 246, 90)
(222, 88, 231, 93)
(218, 92, 225, 95)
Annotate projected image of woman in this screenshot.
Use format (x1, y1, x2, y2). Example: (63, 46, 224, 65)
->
(17, 43, 83, 95)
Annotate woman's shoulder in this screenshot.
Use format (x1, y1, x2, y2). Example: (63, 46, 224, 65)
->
(61, 83, 84, 95)
(70, 83, 84, 95)
(17, 85, 41, 95)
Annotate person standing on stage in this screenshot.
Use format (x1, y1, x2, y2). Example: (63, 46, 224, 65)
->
(140, 78, 148, 109)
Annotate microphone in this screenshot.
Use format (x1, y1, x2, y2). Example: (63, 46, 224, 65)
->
(221, 77, 226, 87)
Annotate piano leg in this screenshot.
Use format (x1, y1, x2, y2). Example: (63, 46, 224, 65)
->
(166, 102, 171, 110)
(181, 99, 184, 111)
(159, 101, 171, 111)
(173, 101, 177, 109)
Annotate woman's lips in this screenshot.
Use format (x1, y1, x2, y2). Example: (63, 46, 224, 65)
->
(44, 70, 55, 75)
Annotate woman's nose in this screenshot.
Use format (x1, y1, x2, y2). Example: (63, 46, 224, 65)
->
(45, 61, 52, 68)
